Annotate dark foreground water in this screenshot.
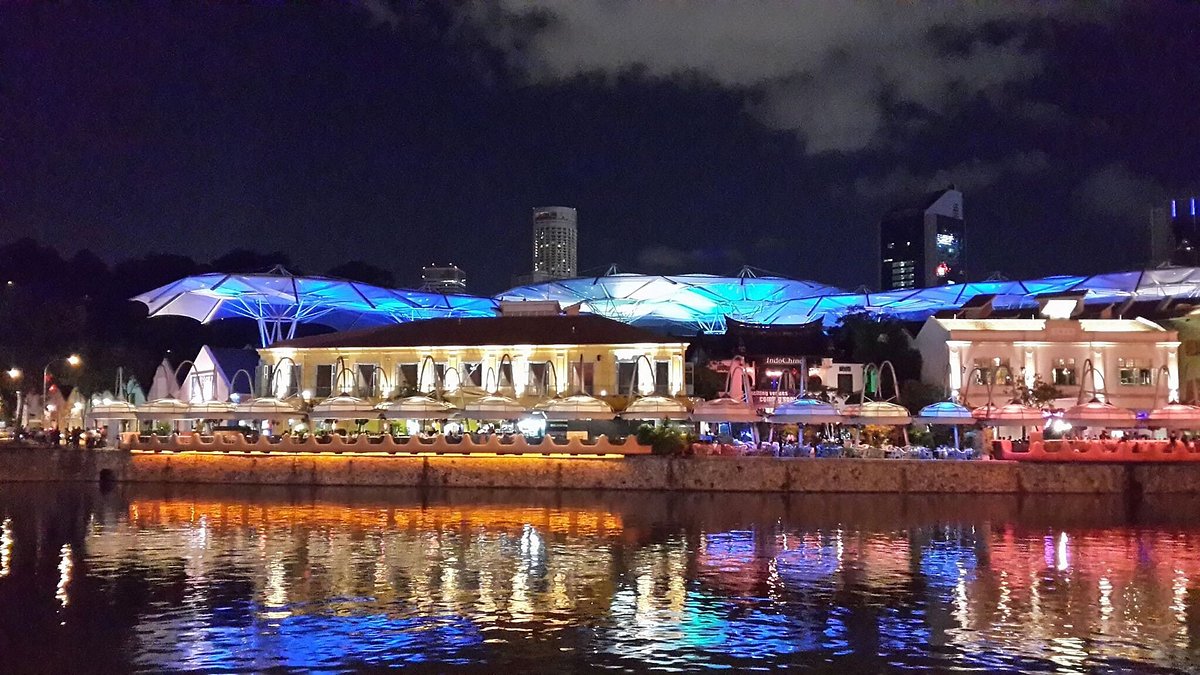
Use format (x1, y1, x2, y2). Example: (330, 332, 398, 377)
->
(3, 486, 1200, 673)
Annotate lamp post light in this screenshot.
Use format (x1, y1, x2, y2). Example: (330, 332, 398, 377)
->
(4, 367, 21, 427)
(43, 354, 82, 428)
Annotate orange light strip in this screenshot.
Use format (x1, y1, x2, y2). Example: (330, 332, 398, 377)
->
(130, 449, 627, 460)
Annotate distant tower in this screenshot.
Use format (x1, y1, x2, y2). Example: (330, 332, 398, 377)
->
(532, 206, 577, 280)
(419, 264, 467, 294)
(1171, 197, 1200, 266)
(1149, 205, 1173, 265)
(879, 186, 965, 291)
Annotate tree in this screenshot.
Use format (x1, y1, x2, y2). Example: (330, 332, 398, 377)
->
(899, 379, 945, 414)
(1009, 374, 1063, 407)
(829, 311, 923, 392)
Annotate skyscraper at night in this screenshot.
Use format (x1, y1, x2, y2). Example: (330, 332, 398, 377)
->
(531, 206, 578, 280)
(879, 187, 965, 291)
(1170, 197, 1200, 266)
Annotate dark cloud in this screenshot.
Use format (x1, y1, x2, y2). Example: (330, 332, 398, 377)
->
(1073, 163, 1165, 225)
(462, 2, 1105, 153)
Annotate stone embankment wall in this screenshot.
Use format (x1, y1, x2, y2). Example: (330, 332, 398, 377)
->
(6, 448, 1200, 494)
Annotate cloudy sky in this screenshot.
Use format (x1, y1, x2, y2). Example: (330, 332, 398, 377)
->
(2, 1, 1197, 292)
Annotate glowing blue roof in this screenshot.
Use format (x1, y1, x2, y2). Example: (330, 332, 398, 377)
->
(497, 271, 844, 333)
(136, 266, 1200, 344)
(133, 266, 497, 344)
(498, 267, 1200, 333)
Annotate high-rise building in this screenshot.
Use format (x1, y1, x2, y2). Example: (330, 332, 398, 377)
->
(1149, 206, 1173, 265)
(879, 187, 965, 291)
(419, 264, 467, 294)
(1170, 197, 1200, 266)
(532, 206, 577, 280)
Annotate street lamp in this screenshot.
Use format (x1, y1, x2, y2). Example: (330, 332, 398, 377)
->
(4, 368, 21, 427)
(43, 355, 82, 427)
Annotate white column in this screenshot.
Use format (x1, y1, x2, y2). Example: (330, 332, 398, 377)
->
(669, 354, 684, 396)
(1092, 348, 1106, 402)
(513, 354, 529, 398)
(637, 354, 655, 396)
(1167, 344, 1181, 402)
(555, 351, 569, 395)
(1023, 347, 1036, 388)
(948, 344, 964, 401)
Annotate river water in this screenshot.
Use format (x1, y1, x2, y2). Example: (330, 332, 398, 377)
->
(2, 484, 1200, 673)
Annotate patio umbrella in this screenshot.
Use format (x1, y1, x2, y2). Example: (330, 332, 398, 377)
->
(378, 395, 457, 418)
(188, 401, 237, 419)
(972, 402, 1044, 425)
(311, 394, 376, 420)
(768, 398, 844, 425)
(89, 400, 138, 421)
(136, 397, 194, 421)
(232, 397, 301, 421)
(538, 394, 615, 421)
(913, 401, 976, 426)
(463, 394, 527, 419)
(913, 401, 976, 449)
(842, 401, 913, 426)
(690, 397, 764, 424)
(1146, 402, 1200, 429)
(1061, 399, 1136, 428)
(620, 395, 690, 421)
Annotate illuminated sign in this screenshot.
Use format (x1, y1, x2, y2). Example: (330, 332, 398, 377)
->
(762, 356, 804, 366)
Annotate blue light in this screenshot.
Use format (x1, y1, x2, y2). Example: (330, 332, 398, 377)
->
(1192, 198, 1196, 217)
(1173, 200, 1178, 218)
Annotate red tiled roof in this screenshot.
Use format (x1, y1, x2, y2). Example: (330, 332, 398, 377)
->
(268, 314, 686, 350)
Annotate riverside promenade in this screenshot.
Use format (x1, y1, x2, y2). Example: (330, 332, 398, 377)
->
(4, 447, 1200, 494)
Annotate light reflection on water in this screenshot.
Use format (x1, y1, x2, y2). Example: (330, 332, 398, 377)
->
(1, 485, 1200, 672)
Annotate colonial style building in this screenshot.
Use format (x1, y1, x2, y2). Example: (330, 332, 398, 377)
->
(915, 313, 1180, 412)
(258, 309, 690, 403)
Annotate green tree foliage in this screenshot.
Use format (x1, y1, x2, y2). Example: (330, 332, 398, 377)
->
(691, 363, 727, 400)
(899, 379, 945, 415)
(829, 311, 924, 393)
(1009, 374, 1063, 406)
(635, 423, 693, 456)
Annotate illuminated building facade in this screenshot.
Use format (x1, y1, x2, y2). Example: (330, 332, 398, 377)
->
(532, 206, 577, 280)
(260, 310, 689, 400)
(915, 300, 1180, 411)
(419, 264, 468, 294)
(1170, 196, 1200, 265)
(879, 187, 965, 291)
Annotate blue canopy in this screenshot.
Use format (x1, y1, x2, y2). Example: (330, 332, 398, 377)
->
(133, 266, 497, 345)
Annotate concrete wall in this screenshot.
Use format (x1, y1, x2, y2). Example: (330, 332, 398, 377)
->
(7, 449, 1200, 494)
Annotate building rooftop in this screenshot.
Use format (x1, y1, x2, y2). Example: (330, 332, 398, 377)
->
(267, 314, 687, 350)
(930, 317, 1168, 333)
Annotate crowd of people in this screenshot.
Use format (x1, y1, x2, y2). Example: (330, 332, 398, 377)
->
(3, 425, 106, 449)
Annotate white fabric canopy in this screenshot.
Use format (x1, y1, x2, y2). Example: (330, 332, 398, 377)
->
(620, 395, 689, 420)
(378, 395, 456, 419)
(462, 395, 526, 419)
(842, 401, 913, 426)
(768, 398, 843, 424)
(538, 394, 615, 421)
(136, 398, 194, 421)
(311, 395, 377, 420)
(690, 397, 763, 423)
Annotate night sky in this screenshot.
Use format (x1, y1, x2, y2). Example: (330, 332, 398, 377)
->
(2, 1, 1198, 293)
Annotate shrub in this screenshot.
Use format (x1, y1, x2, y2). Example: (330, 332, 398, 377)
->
(636, 423, 692, 456)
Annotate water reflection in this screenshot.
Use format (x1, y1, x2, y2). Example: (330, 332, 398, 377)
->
(1, 485, 1200, 672)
